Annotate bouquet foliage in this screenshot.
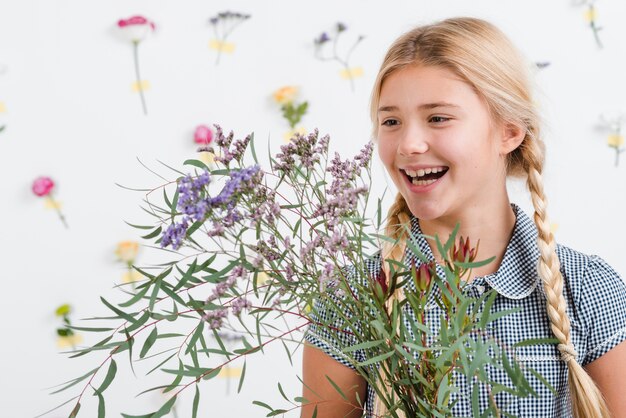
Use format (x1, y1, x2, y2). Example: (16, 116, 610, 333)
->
(48, 127, 554, 418)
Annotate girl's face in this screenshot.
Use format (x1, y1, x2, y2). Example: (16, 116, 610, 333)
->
(377, 65, 509, 223)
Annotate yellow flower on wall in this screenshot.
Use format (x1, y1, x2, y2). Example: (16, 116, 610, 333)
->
(57, 334, 84, 349)
(209, 40, 235, 53)
(340, 67, 364, 80)
(284, 126, 307, 142)
(116, 241, 140, 264)
(273, 86, 298, 105)
(607, 134, 624, 148)
(272, 86, 308, 140)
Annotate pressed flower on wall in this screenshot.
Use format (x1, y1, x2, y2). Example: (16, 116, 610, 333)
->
(0, 101, 6, 133)
(314, 22, 365, 91)
(599, 111, 626, 166)
(573, 0, 603, 48)
(194, 124, 219, 167)
(32, 176, 68, 228)
(272, 86, 308, 142)
(55, 304, 82, 350)
(115, 241, 142, 288)
(117, 16, 155, 115)
(208, 11, 251, 65)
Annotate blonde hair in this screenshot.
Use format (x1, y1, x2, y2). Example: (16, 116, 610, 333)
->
(372, 17, 610, 418)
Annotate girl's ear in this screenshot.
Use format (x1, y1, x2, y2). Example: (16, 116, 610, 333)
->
(499, 122, 526, 155)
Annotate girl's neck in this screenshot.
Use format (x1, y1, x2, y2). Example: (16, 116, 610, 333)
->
(418, 200, 517, 282)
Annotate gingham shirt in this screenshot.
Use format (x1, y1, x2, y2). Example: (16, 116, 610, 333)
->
(305, 204, 626, 417)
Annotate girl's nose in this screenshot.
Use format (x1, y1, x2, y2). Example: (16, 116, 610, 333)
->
(398, 125, 429, 155)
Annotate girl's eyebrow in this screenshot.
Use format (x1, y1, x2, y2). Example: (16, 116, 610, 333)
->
(378, 102, 460, 113)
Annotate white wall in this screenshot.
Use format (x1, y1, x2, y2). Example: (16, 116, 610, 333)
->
(1, 0, 625, 417)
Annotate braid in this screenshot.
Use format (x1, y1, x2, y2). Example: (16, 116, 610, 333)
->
(373, 193, 411, 417)
(523, 137, 611, 418)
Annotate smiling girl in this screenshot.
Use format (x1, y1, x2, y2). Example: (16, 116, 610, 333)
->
(302, 17, 626, 418)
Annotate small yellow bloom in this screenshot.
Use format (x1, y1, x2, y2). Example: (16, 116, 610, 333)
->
(273, 86, 299, 105)
(283, 126, 307, 142)
(607, 134, 624, 148)
(198, 150, 216, 166)
(218, 366, 243, 378)
(131, 80, 151, 92)
(584, 7, 596, 23)
(55, 304, 71, 317)
(116, 241, 140, 263)
(209, 39, 235, 53)
(340, 66, 364, 80)
(255, 271, 270, 286)
(0, 101, 6, 113)
(57, 333, 83, 349)
(122, 269, 143, 284)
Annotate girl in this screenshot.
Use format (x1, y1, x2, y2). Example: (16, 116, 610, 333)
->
(302, 17, 626, 418)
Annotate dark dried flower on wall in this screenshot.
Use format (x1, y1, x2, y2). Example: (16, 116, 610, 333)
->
(208, 11, 251, 64)
(313, 21, 365, 91)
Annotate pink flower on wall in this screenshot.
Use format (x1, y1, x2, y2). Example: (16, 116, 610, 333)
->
(194, 125, 214, 145)
(117, 15, 155, 115)
(32, 176, 68, 228)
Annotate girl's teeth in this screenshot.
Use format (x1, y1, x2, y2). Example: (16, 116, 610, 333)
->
(411, 178, 437, 186)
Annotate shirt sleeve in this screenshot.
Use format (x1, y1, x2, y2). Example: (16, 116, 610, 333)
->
(304, 268, 368, 369)
(579, 255, 626, 366)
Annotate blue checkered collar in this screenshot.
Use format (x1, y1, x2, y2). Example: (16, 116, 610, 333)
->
(407, 203, 540, 300)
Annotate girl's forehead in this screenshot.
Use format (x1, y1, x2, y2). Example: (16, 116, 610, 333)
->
(379, 66, 479, 108)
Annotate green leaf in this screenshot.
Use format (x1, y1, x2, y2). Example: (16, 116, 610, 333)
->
(65, 325, 114, 333)
(357, 350, 394, 367)
(479, 291, 499, 328)
(96, 359, 117, 394)
(173, 259, 198, 292)
(140, 327, 159, 359)
(252, 400, 273, 411)
(237, 360, 247, 394)
(151, 395, 177, 418)
(141, 226, 162, 239)
(186, 321, 205, 355)
(342, 339, 385, 353)
(183, 159, 210, 171)
(123, 327, 136, 376)
(125, 310, 150, 333)
(513, 337, 560, 348)
(192, 385, 200, 418)
(267, 409, 289, 417)
(119, 285, 150, 308)
(124, 221, 154, 230)
(50, 367, 99, 395)
(94, 390, 105, 418)
(100, 297, 137, 324)
(325, 375, 348, 401)
(163, 360, 184, 392)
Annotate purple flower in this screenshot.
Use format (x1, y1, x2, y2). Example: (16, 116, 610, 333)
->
(203, 308, 228, 329)
(315, 32, 331, 45)
(231, 297, 251, 316)
(274, 130, 327, 173)
(160, 218, 190, 249)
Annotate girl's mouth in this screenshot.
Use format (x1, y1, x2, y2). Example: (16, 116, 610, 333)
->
(401, 167, 449, 186)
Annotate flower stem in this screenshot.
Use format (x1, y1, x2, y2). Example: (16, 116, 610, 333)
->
(132, 40, 148, 115)
(47, 195, 69, 229)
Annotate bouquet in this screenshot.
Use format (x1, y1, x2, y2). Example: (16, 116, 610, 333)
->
(49, 127, 554, 417)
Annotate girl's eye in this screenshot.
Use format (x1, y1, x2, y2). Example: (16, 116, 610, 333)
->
(429, 116, 450, 123)
(381, 119, 399, 127)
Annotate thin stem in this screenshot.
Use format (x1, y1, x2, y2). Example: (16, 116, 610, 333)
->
(132, 41, 148, 115)
(47, 195, 69, 229)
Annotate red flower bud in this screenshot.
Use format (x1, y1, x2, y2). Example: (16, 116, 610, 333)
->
(412, 262, 432, 292)
(451, 236, 479, 264)
(374, 268, 388, 295)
